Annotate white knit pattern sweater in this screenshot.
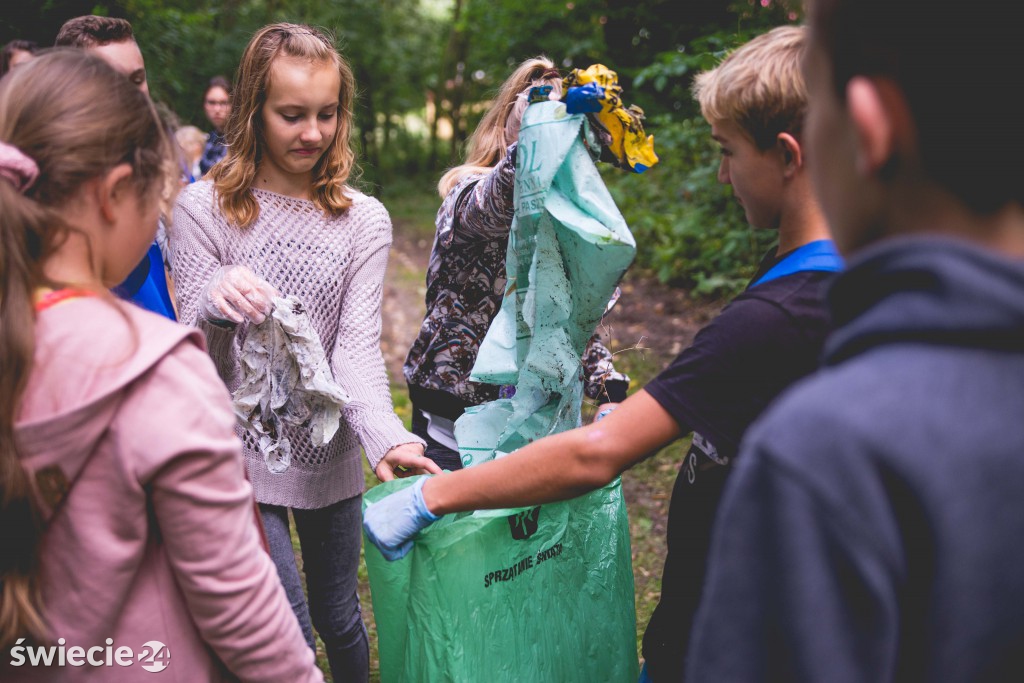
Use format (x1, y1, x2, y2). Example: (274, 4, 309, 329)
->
(171, 181, 423, 508)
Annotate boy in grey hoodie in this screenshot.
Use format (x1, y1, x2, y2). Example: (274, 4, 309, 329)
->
(685, 1, 1024, 681)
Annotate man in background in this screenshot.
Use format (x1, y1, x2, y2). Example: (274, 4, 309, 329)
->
(56, 15, 176, 320)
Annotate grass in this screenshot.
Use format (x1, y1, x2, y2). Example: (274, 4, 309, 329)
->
(585, 348, 688, 657)
(290, 179, 685, 681)
(377, 176, 444, 242)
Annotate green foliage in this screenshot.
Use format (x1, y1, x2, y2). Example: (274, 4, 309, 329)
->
(631, 32, 737, 119)
(605, 17, 801, 299)
(460, 0, 607, 76)
(604, 113, 776, 298)
(104, 0, 445, 189)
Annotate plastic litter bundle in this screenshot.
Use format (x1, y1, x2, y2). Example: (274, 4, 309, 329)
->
(364, 98, 639, 683)
(563, 64, 659, 174)
(232, 295, 350, 473)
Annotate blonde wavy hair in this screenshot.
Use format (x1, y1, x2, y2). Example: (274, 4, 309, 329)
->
(692, 25, 807, 151)
(210, 23, 357, 227)
(438, 56, 563, 198)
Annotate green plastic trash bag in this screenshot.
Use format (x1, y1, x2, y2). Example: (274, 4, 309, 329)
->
(363, 98, 639, 683)
(363, 477, 636, 682)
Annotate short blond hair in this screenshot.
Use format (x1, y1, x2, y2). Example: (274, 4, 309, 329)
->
(692, 25, 807, 150)
(175, 125, 206, 151)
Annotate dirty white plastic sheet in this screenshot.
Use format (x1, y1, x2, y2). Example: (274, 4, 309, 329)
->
(233, 295, 350, 473)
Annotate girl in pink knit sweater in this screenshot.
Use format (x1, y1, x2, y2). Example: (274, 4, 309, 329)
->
(0, 51, 320, 682)
(171, 23, 440, 682)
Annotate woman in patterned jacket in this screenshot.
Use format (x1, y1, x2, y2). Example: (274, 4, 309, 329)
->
(403, 56, 630, 471)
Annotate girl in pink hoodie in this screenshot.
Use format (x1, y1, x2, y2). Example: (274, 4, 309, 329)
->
(0, 50, 321, 682)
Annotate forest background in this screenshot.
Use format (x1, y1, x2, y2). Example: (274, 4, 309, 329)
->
(3, 0, 800, 295)
(4, 1, 799, 678)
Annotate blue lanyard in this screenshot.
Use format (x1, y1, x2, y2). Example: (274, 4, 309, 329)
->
(750, 239, 844, 288)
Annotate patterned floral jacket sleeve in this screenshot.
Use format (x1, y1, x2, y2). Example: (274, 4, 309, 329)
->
(438, 145, 519, 248)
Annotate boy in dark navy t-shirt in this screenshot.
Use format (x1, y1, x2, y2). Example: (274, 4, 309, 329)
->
(641, 246, 833, 680)
(637, 31, 847, 657)
(363, 25, 838, 682)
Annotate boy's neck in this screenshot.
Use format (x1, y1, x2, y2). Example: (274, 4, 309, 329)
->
(885, 183, 1024, 258)
(775, 185, 832, 256)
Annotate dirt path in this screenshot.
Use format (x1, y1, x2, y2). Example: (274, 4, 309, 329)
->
(380, 228, 431, 381)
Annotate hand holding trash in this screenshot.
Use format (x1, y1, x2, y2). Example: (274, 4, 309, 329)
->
(562, 64, 659, 173)
(199, 264, 278, 325)
(363, 477, 440, 561)
(375, 442, 442, 482)
(504, 78, 562, 147)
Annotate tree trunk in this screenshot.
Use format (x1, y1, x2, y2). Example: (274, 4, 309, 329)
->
(359, 68, 380, 174)
(439, 0, 470, 165)
(427, 88, 440, 170)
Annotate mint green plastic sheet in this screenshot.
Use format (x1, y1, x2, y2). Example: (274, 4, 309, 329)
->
(363, 100, 639, 683)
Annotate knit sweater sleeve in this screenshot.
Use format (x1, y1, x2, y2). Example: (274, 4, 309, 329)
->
(169, 182, 241, 385)
(330, 197, 425, 471)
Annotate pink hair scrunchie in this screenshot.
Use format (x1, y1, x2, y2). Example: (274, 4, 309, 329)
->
(0, 141, 39, 193)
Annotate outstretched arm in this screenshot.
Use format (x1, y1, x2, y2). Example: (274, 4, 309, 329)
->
(422, 389, 679, 513)
(364, 390, 682, 560)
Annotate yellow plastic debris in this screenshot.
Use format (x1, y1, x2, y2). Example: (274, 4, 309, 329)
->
(564, 64, 659, 173)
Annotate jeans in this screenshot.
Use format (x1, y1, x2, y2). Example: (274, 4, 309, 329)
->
(411, 406, 464, 471)
(260, 497, 369, 683)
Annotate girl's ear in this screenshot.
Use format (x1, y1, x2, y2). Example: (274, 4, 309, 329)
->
(97, 163, 135, 224)
(776, 132, 803, 178)
(846, 76, 913, 178)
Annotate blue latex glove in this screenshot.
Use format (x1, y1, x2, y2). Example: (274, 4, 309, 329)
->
(565, 82, 604, 114)
(363, 477, 440, 561)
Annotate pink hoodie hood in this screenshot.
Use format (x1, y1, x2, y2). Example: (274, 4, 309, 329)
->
(16, 297, 199, 519)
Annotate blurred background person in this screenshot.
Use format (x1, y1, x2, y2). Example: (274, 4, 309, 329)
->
(54, 14, 176, 320)
(199, 74, 231, 176)
(55, 16, 148, 94)
(1, 39, 38, 77)
(54, 14, 177, 321)
(176, 123, 207, 182)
